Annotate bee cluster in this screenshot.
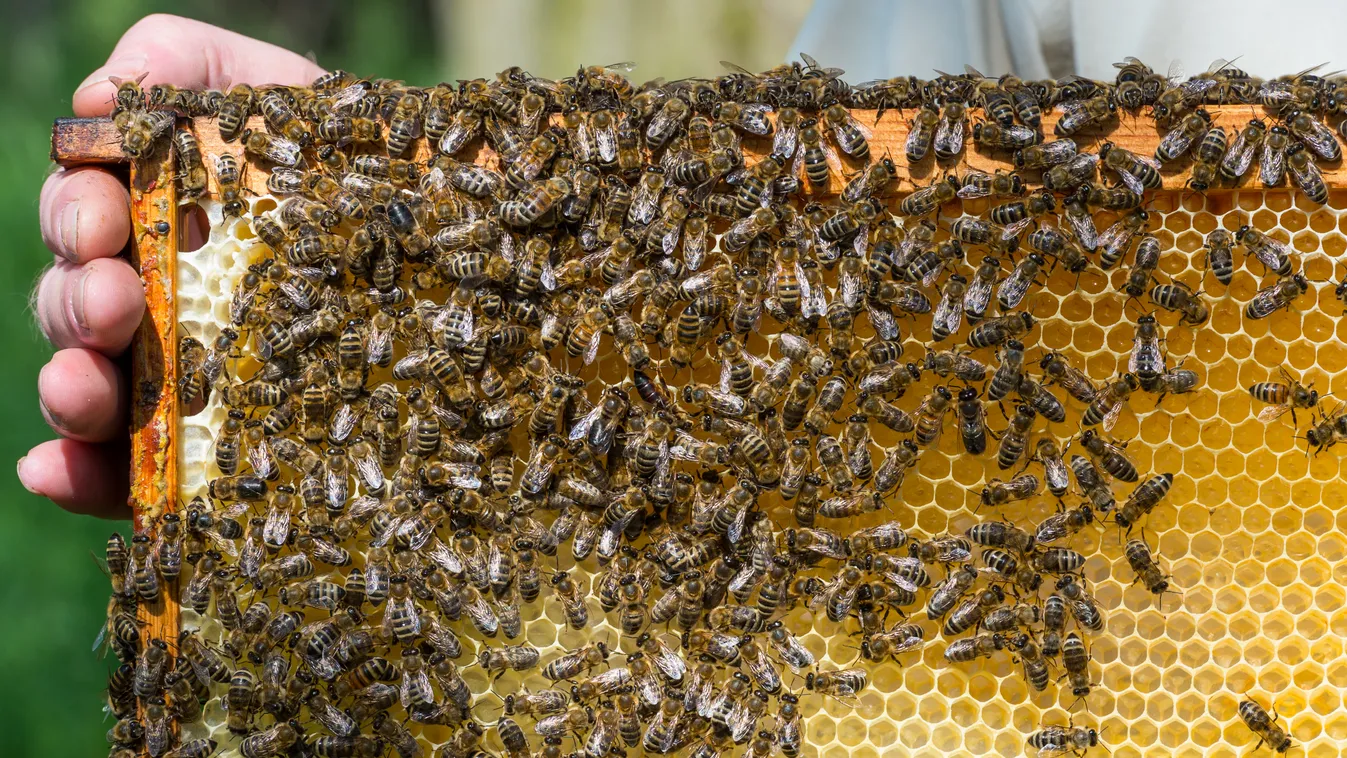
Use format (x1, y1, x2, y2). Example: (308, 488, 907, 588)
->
(92, 55, 1340, 758)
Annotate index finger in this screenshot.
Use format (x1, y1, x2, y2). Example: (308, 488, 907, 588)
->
(73, 13, 326, 117)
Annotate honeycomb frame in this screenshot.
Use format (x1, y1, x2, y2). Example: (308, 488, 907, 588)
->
(51, 107, 1347, 758)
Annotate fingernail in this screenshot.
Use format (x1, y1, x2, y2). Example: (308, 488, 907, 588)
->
(58, 201, 80, 261)
(69, 266, 92, 336)
(17, 457, 40, 495)
(36, 365, 66, 431)
(74, 54, 148, 96)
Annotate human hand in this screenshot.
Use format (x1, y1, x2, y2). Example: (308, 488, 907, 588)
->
(21, 13, 324, 517)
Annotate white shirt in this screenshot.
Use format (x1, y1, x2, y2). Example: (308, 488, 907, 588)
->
(789, 0, 1341, 82)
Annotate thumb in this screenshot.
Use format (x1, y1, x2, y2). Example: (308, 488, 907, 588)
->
(73, 13, 326, 117)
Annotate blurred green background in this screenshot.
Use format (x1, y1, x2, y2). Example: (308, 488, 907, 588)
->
(0, 0, 807, 753)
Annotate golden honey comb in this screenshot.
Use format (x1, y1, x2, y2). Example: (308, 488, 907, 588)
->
(166, 182, 1347, 758)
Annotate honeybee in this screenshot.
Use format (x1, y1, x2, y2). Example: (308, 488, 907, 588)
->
(942, 585, 1005, 636)
(1061, 630, 1095, 701)
(1054, 95, 1115, 136)
(1239, 699, 1294, 753)
(902, 101, 940, 162)
(1014, 137, 1078, 170)
(898, 175, 959, 217)
(114, 107, 175, 159)
(1263, 124, 1294, 189)
(961, 255, 999, 323)
(1221, 118, 1267, 183)
(997, 252, 1046, 310)
(926, 563, 978, 619)
(805, 668, 868, 699)
(1286, 142, 1329, 204)
(972, 120, 1038, 150)
(967, 311, 1035, 350)
(1099, 141, 1162, 194)
(206, 82, 253, 140)
(931, 273, 967, 342)
(980, 473, 1040, 507)
(958, 169, 1024, 200)
(945, 632, 1008, 662)
(1287, 108, 1341, 160)
(1246, 273, 1310, 320)
(1248, 368, 1319, 425)
(241, 129, 303, 167)
(1155, 108, 1211, 163)
(1027, 723, 1100, 757)
(1112, 472, 1174, 530)
(258, 89, 313, 146)
(1124, 537, 1172, 597)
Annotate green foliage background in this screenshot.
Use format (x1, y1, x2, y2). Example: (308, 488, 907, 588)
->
(0, 1, 805, 753)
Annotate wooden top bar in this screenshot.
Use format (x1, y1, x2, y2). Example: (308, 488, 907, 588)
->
(54, 107, 1334, 200)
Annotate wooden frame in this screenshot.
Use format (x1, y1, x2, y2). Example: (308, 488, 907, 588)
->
(48, 105, 1334, 750)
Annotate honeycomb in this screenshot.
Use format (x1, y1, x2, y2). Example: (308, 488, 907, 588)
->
(168, 179, 1347, 758)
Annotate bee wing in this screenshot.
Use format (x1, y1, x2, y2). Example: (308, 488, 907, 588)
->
(840, 264, 864, 310)
(727, 502, 751, 545)
(595, 127, 618, 163)
(1045, 457, 1071, 492)
(539, 256, 557, 291)
(1056, 100, 1088, 119)
(1255, 80, 1295, 104)
(1102, 397, 1125, 433)
(370, 515, 406, 548)
(1035, 516, 1067, 543)
(91, 618, 108, 653)
(661, 219, 683, 258)
(1038, 137, 1078, 164)
(1261, 141, 1287, 186)
(1115, 166, 1147, 196)
(367, 324, 393, 367)
(1290, 151, 1324, 188)
(330, 403, 360, 444)
(651, 645, 687, 682)
(1178, 77, 1217, 99)
(963, 275, 994, 314)
(882, 571, 920, 593)
(1302, 119, 1340, 160)
(920, 259, 946, 289)
(1156, 124, 1196, 161)
(1257, 404, 1292, 423)
(247, 436, 274, 479)
(400, 668, 429, 709)
(997, 270, 1031, 309)
(804, 276, 828, 319)
(852, 221, 871, 260)
(266, 135, 304, 167)
(583, 327, 604, 366)
(1066, 209, 1099, 252)
(1100, 216, 1138, 257)
(866, 301, 901, 340)
(932, 293, 964, 339)
(426, 538, 464, 575)
(1230, 139, 1259, 179)
(957, 175, 992, 199)
(935, 116, 964, 155)
(1001, 217, 1034, 243)
(683, 225, 707, 271)
(429, 402, 465, 430)
(937, 542, 973, 562)
(1221, 129, 1249, 171)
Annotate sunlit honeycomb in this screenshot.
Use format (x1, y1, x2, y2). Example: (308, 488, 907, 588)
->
(171, 169, 1347, 758)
